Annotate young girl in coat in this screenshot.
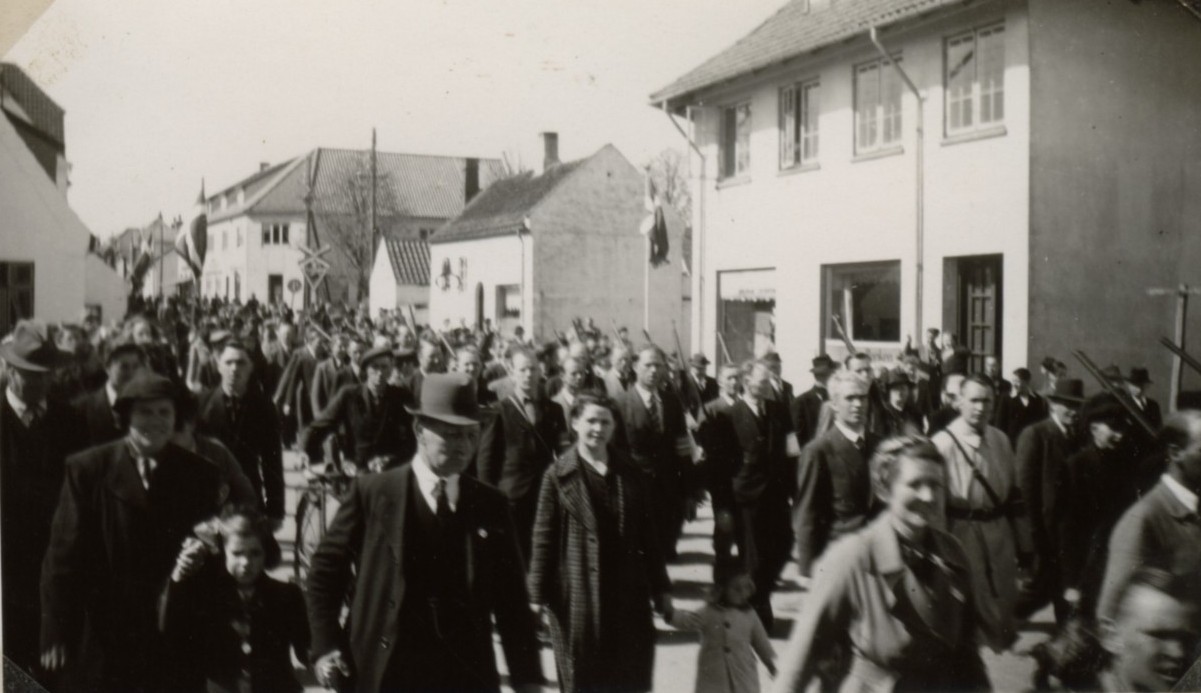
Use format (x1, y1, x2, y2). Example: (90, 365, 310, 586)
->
(163, 508, 310, 692)
(670, 571, 777, 693)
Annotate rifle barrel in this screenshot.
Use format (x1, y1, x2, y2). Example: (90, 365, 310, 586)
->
(1072, 350, 1157, 437)
(1160, 337, 1201, 376)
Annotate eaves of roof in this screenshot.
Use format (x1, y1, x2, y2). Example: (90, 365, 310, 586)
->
(650, 0, 978, 110)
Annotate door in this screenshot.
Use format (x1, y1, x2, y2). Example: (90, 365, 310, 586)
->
(957, 255, 1003, 373)
(268, 274, 283, 305)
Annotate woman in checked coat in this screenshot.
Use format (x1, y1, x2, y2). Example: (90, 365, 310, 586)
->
(528, 393, 674, 693)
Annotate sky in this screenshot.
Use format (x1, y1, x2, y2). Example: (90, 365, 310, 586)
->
(4, 0, 785, 237)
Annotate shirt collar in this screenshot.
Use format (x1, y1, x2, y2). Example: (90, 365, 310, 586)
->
(634, 383, 658, 406)
(741, 393, 762, 411)
(1162, 474, 1198, 514)
(106, 382, 119, 407)
(412, 453, 460, 512)
(834, 420, 864, 446)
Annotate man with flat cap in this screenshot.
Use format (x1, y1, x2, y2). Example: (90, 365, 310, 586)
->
(1014, 378, 1085, 622)
(74, 336, 146, 447)
(307, 373, 544, 692)
(301, 344, 417, 473)
(1, 321, 86, 683)
(197, 337, 286, 524)
(40, 372, 227, 690)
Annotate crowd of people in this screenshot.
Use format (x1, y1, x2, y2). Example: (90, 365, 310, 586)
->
(2, 293, 1199, 692)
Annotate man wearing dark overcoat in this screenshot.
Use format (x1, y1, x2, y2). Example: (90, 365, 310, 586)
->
(1, 321, 86, 683)
(997, 367, 1050, 445)
(477, 345, 570, 562)
(678, 352, 718, 420)
(612, 344, 693, 560)
(790, 355, 834, 447)
(695, 364, 743, 574)
(302, 346, 417, 473)
(1014, 378, 1084, 622)
(74, 337, 146, 447)
(306, 373, 543, 692)
(274, 327, 324, 438)
(795, 370, 879, 580)
(197, 339, 285, 523)
(729, 359, 799, 629)
(40, 373, 226, 691)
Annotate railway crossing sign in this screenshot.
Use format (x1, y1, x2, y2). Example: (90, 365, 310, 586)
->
(299, 244, 332, 289)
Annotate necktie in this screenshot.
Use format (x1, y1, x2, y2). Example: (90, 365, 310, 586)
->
(648, 395, 662, 433)
(138, 457, 157, 490)
(855, 437, 866, 456)
(227, 396, 240, 425)
(433, 478, 452, 522)
(523, 398, 538, 425)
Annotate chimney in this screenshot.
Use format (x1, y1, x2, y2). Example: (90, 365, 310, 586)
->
(541, 132, 559, 173)
(465, 158, 480, 203)
(259, 161, 270, 172)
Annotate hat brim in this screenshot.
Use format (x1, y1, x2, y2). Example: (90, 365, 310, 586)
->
(1046, 393, 1085, 405)
(0, 343, 65, 372)
(406, 407, 480, 426)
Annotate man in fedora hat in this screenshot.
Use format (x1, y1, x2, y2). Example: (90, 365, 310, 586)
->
(40, 372, 226, 690)
(0, 321, 87, 683)
(791, 354, 835, 446)
(301, 344, 417, 473)
(1014, 378, 1085, 623)
(996, 367, 1049, 445)
(1061, 393, 1155, 618)
(1125, 367, 1162, 430)
(307, 373, 543, 692)
(679, 352, 718, 420)
(197, 337, 286, 523)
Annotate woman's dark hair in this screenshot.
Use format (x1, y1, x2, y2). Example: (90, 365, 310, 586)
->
(194, 506, 282, 570)
(568, 392, 617, 422)
(869, 435, 945, 501)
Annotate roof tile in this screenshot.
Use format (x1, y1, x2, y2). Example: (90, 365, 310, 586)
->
(384, 237, 431, 285)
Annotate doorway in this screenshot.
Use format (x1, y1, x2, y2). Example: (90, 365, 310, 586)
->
(268, 274, 283, 305)
(944, 254, 1003, 373)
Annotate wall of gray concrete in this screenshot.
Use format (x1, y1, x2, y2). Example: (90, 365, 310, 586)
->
(1028, 0, 1201, 398)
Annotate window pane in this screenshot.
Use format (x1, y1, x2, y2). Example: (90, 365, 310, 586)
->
(946, 34, 976, 132)
(882, 62, 904, 145)
(802, 83, 820, 161)
(978, 27, 1005, 123)
(283, 224, 290, 244)
(779, 85, 797, 168)
(262, 226, 270, 245)
(856, 63, 880, 151)
(827, 262, 901, 342)
(721, 107, 737, 178)
(735, 104, 751, 175)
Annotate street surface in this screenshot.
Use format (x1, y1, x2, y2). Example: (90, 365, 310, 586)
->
(275, 451, 1045, 692)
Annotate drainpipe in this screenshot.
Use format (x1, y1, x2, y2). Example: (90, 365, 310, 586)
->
(660, 101, 707, 359)
(869, 26, 924, 347)
(518, 217, 529, 337)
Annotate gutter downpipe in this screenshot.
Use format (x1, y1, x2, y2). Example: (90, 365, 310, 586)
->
(661, 101, 707, 362)
(870, 26, 925, 347)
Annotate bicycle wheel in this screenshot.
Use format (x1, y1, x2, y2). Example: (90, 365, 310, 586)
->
(293, 490, 324, 587)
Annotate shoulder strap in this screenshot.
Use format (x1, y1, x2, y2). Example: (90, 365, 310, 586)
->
(945, 429, 1005, 511)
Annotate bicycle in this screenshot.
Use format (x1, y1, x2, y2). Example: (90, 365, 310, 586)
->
(292, 455, 396, 587)
(292, 460, 354, 587)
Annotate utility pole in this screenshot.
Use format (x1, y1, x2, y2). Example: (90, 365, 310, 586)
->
(157, 212, 164, 301)
(1147, 283, 1201, 410)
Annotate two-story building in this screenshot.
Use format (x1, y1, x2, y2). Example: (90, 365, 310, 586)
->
(429, 135, 689, 344)
(201, 148, 502, 308)
(653, 0, 1201, 392)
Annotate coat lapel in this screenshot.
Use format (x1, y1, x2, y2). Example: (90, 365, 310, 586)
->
(106, 441, 149, 507)
(555, 454, 597, 533)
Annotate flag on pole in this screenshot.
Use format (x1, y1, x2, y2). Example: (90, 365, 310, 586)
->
(639, 172, 670, 267)
(129, 228, 155, 292)
(176, 180, 208, 281)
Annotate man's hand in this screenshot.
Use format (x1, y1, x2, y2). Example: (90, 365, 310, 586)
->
(715, 510, 735, 535)
(40, 643, 68, 672)
(315, 650, 351, 689)
(283, 404, 291, 416)
(171, 536, 208, 582)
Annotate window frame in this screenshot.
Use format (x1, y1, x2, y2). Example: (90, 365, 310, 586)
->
(853, 55, 904, 156)
(779, 79, 820, 169)
(718, 101, 752, 181)
(944, 23, 1006, 137)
